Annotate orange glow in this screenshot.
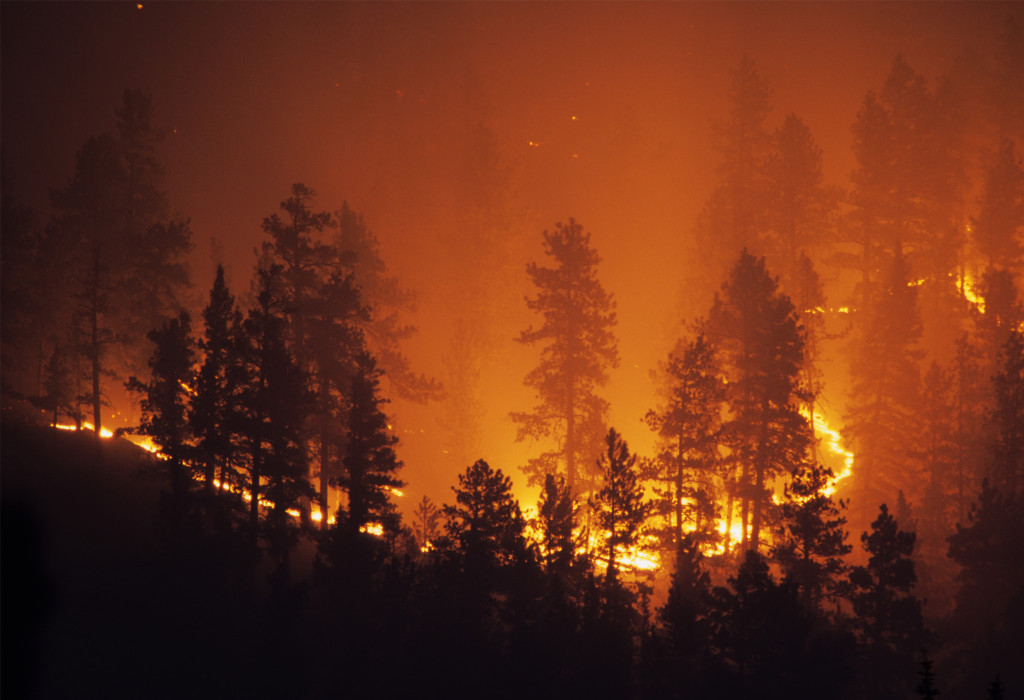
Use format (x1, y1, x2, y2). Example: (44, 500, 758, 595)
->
(55, 422, 114, 439)
(360, 522, 384, 537)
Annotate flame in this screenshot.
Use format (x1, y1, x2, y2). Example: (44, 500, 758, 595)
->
(806, 411, 854, 497)
(359, 522, 384, 537)
(54, 421, 114, 438)
(310, 508, 338, 525)
(962, 273, 985, 314)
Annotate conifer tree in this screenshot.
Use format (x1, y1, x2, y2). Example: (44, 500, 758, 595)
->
(126, 312, 195, 497)
(973, 139, 1024, 270)
(443, 459, 529, 580)
(412, 496, 440, 550)
(335, 202, 441, 402)
(771, 462, 851, 609)
(845, 251, 925, 526)
(511, 218, 618, 492)
(704, 250, 811, 552)
(51, 90, 191, 439)
(235, 266, 312, 553)
(989, 330, 1024, 493)
(763, 114, 837, 288)
(658, 533, 711, 656)
(190, 265, 241, 493)
(337, 351, 404, 536)
(849, 503, 925, 695)
(538, 472, 578, 577)
(694, 55, 774, 284)
(591, 428, 651, 585)
(260, 184, 366, 529)
(645, 333, 724, 550)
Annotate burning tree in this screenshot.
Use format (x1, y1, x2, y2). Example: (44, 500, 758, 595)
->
(703, 250, 812, 553)
(511, 218, 618, 492)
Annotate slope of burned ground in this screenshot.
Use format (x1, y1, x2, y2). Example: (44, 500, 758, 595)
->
(1, 417, 263, 699)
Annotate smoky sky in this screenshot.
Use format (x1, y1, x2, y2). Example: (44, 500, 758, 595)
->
(1, 1, 1015, 503)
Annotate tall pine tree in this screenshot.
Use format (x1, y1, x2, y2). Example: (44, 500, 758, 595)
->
(511, 218, 618, 492)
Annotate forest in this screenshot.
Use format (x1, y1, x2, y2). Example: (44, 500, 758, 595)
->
(2, 3, 1023, 699)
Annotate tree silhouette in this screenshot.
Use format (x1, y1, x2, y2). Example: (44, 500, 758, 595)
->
(974, 139, 1024, 270)
(849, 503, 925, 696)
(337, 351, 403, 536)
(989, 330, 1024, 493)
(645, 333, 724, 551)
(235, 266, 312, 556)
(412, 495, 440, 550)
(694, 55, 773, 285)
(444, 459, 528, 574)
(591, 428, 650, 586)
(763, 114, 838, 290)
(126, 312, 195, 497)
(845, 251, 925, 526)
(704, 250, 811, 552)
(772, 461, 852, 610)
(190, 265, 242, 495)
(260, 184, 366, 530)
(335, 202, 441, 402)
(538, 472, 579, 577)
(50, 90, 191, 439)
(511, 218, 618, 492)
(916, 651, 941, 699)
(658, 533, 711, 657)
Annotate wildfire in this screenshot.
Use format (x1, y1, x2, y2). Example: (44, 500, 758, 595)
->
(807, 411, 855, 497)
(54, 421, 114, 438)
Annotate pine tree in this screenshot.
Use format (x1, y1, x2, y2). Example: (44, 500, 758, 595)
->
(538, 472, 578, 577)
(771, 461, 852, 610)
(916, 651, 941, 699)
(338, 351, 404, 537)
(235, 265, 312, 555)
(703, 250, 811, 552)
(260, 184, 366, 530)
(973, 139, 1024, 270)
(694, 55, 774, 285)
(190, 265, 242, 494)
(763, 114, 837, 289)
(412, 496, 440, 550)
(591, 428, 651, 586)
(511, 218, 618, 492)
(845, 251, 925, 527)
(843, 503, 925, 663)
(989, 330, 1024, 493)
(126, 312, 195, 497)
(645, 333, 724, 551)
(50, 90, 191, 439)
(335, 202, 441, 402)
(658, 533, 711, 655)
(443, 459, 529, 580)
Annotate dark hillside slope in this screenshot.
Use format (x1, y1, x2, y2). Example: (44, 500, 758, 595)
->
(2, 416, 261, 699)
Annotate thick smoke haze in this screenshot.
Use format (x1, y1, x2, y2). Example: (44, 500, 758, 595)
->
(2, 1, 1015, 508)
